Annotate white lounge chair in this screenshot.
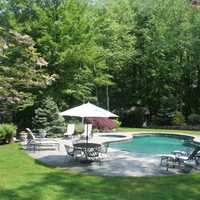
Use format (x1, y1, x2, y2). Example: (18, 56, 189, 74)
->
(64, 124, 75, 138)
(81, 124, 93, 138)
(176, 147, 200, 165)
(25, 128, 59, 151)
(25, 128, 47, 142)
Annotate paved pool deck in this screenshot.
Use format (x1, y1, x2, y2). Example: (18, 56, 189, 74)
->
(23, 131, 200, 177)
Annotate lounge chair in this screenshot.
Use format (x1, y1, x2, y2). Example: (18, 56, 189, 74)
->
(160, 147, 200, 171)
(25, 128, 59, 151)
(64, 124, 75, 138)
(175, 147, 200, 161)
(25, 128, 47, 143)
(81, 124, 93, 139)
(172, 150, 188, 157)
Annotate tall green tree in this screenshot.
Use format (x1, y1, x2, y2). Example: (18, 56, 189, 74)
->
(0, 0, 115, 107)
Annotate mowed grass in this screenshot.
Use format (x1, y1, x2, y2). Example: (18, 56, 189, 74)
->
(0, 144, 200, 200)
(118, 127, 200, 136)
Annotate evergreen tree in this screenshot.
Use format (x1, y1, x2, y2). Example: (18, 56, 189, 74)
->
(32, 97, 66, 135)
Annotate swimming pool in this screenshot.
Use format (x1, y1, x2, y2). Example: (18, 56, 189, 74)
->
(109, 134, 195, 155)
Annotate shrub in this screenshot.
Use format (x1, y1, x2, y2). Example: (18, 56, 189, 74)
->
(86, 118, 116, 131)
(187, 113, 200, 125)
(172, 111, 186, 126)
(74, 123, 84, 135)
(0, 124, 16, 144)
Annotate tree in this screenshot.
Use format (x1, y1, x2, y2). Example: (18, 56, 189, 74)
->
(32, 97, 66, 135)
(0, 0, 115, 106)
(0, 26, 55, 122)
(93, 0, 136, 109)
(1, 0, 200, 127)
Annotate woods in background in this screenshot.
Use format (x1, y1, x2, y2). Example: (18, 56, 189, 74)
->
(1, 0, 200, 128)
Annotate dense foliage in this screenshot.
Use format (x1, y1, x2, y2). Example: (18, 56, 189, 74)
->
(187, 113, 200, 125)
(1, 0, 200, 127)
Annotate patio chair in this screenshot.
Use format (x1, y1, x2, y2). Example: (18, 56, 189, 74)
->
(96, 143, 109, 164)
(64, 145, 84, 162)
(160, 154, 177, 170)
(64, 124, 75, 138)
(81, 124, 93, 138)
(64, 145, 74, 162)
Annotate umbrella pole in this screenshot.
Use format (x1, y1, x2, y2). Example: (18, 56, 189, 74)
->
(86, 123, 88, 144)
(86, 124, 89, 161)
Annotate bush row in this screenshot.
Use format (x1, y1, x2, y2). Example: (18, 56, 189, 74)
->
(0, 124, 16, 144)
(120, 109, 200, 128)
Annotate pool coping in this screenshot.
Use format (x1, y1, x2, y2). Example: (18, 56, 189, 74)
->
(128, 131, 200, 145)
(94, 131, 200, 146)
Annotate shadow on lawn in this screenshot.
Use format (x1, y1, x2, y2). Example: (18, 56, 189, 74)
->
(1, 144, 200, 200)
(1, 169, 200, 200)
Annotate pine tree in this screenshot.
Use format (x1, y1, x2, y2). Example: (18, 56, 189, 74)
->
(32, 97, 66, 136)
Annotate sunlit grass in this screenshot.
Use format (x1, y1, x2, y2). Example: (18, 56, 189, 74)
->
(0, 144, 200, 200)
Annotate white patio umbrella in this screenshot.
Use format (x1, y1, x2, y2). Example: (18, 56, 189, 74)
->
(60, 102, 118, 118)
(60, 102, 118, 143)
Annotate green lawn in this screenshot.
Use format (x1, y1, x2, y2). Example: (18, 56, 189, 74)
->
(117, 127, 200, 136)
(1, 144, 200, 200)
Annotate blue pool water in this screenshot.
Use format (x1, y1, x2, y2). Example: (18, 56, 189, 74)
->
(109, 135, 195, 155)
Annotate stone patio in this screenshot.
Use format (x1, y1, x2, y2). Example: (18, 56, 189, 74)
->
(23, 132, 200, 177)
(25, 135, 186, 176)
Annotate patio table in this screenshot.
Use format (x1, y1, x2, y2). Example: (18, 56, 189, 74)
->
(73, 142, 101, 162)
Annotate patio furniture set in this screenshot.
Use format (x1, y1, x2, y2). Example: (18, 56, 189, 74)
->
(160, 147, 200, 172)
(25, 124, 108, 163)
(64, 142, 108, 163)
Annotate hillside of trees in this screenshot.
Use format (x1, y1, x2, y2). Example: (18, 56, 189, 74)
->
(1, 0, 200, 128)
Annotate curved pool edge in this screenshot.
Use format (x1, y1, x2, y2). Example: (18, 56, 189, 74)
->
(94, 132, 133, 145)
(94, 131, 200, 147)
(130, 131, 200, 146)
